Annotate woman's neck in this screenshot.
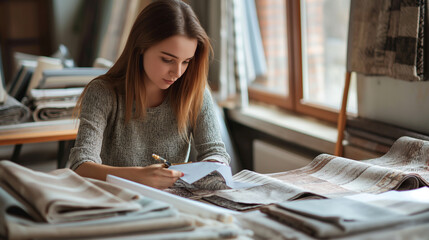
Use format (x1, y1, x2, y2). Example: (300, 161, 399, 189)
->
(145, 87, 166, 108)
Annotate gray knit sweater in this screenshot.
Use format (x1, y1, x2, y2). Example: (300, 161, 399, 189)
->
(69, 79, 230, 170)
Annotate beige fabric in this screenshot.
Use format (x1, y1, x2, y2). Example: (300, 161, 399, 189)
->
(269, 136, 429, 196)
(7, 214, 193, 240)
(0, 160, 142, 223)
(199, 136, 429, 210)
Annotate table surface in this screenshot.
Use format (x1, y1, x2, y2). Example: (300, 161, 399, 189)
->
(0, 119, 79, 145)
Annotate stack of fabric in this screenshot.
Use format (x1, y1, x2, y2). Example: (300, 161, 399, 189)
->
(238, 192, 429, 240)
(26, 65, 107, 122)
(29, 88, 83, 121)
(0, 95, 30, 125)
(252, 189, 429, 239)
(0, 60, 30, 125)
(0, 160, 252, 239)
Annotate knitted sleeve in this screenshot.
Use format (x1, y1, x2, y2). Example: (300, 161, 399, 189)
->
(192, 88, 231, 165)
(69, 79, 114, 170)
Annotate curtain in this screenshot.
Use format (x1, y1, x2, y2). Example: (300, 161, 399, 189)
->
(191, 0, 266, 108)
(97, 0, 151, 63)
(347, 0, 426, 81)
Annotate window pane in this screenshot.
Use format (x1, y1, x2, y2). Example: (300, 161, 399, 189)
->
(301, 0, 356, 112)
(250, 0, 288, 96)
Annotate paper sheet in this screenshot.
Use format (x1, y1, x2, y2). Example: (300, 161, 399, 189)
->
(168, 162, 260, 189)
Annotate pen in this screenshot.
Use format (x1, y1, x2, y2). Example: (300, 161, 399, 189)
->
(152, 154, 172, 167)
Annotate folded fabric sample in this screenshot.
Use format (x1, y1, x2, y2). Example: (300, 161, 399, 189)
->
(0, 95, 30, 125)
(198, 170, 324, 211)
(0, 160, 142, 223)
(29, 87, 83, 101)
(237, 211, 315, 240)
(0, 186, 189, 240)
(261, 198, 429, 238)
(32, 100, 76, 121)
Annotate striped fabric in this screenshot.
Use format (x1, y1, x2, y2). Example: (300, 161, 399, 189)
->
(203, 136, 429, 210)
(347, 0, 426, 81)
(270, 136, 429, 196)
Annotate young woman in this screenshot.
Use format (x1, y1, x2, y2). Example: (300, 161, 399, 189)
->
(69, 0, 230, 189)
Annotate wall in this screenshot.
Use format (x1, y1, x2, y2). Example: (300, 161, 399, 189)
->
(357, 74, 429, 135)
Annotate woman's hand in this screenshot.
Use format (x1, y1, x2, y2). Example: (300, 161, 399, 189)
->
(133, 164, 184, 189)
(74, 162, 183, 190)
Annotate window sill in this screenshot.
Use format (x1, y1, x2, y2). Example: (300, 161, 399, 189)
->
(226, 102, 382, 160)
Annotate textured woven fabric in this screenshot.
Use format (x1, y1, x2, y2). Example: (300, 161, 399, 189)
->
(198, 137, 429, 211)
(0, 94, 30, 125)
(347, 0, 425, 81)
(261, 197, 429, 238)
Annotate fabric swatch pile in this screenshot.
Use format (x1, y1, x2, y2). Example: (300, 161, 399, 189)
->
(0, 160, 251, 239)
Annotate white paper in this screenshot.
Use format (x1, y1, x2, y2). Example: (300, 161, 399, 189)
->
(168, 162, 260, 189)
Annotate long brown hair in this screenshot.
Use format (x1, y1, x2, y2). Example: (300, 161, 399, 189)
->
(75, 0, 212, 136)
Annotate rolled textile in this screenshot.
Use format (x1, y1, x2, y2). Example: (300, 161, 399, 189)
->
(0, 94, 30, 125)
(32, 100, 76, 121)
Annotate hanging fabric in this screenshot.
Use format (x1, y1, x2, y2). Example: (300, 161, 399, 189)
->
(347, 0, 425, 81)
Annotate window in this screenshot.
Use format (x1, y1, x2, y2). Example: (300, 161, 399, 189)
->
(248, 0, 356, 123)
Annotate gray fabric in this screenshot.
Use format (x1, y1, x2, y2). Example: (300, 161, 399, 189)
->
(3, 198, 186, 240)
(335, 221, 429, 240)
(347, 0, 425, 81)
(206, 169, 325, 206)
(261, 198, 429, 238)
(237, 211, 316, 240)
(275, 198, 402, 225)
(69, 79, 230, 170)
(32, 100, 76, 121)
(0, 94, 30, 125)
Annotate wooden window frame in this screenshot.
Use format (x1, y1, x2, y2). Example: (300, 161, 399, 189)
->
(248, 0, 340, 124)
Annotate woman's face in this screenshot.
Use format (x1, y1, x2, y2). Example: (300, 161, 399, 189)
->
(143, 35, 198, 91)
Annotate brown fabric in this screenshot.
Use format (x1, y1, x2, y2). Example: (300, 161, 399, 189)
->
(0, 160, 142, 223)
(347, 0, 425, 81)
